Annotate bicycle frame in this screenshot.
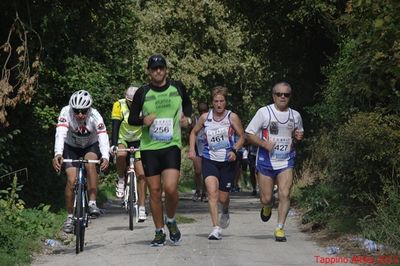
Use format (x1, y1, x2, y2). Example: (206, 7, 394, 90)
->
(63, 158, 100, 254)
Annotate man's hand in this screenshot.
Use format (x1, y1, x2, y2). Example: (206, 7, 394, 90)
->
(294, 129, 304, 141)
(100, 158, 109, 172)
(180, 116, 191, 128)
(52, 155, 63, 172)
(262, 137, 276, 152)
(143, 114, 156, 126)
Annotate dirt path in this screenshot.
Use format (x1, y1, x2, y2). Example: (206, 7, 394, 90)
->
(32, 192, 329, 266)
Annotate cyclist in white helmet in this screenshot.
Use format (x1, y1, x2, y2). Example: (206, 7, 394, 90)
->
(110, 86, 147, 222)
(52, 90, 110, 234)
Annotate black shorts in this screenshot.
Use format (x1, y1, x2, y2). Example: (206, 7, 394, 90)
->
(202, 157, 235, 192)
(63, 142, 101, 168)
(140, 145, 181, 176)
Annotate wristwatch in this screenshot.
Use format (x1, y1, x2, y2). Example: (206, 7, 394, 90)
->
(231, 149, 238, 155)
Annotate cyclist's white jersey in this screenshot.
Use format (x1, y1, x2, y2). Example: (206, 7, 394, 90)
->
(245, 104, 303, 170)
(202, 110, 235, 162)
(54, 106, 110, 160)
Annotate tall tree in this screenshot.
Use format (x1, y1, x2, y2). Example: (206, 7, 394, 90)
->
(133, 0, 267, 123)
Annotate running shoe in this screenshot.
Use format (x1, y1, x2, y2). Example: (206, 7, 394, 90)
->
(63, 216, 74, 234)
(166, 219, 181, 244)
(274, 228, 287, 242)
(260, 205, 272, 222)
(115, 179, 125, 198)
(138, 206, 147, 222)
(89, 203, 101, 218)
(208, 226, 222, 240)
(220, 210, 230, 229)
(201, 192, 208, 202)
(192, 191, 201, 202)
(150, 230, 166, 247)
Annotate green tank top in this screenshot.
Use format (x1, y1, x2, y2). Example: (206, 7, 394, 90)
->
(141, 85, 183, 150)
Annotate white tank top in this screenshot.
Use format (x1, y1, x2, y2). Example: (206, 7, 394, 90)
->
(202, 110, 235, 162)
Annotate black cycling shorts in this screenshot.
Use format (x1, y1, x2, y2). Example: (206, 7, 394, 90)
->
(63, 142, 101, 168)
(140, 145, 181, 176)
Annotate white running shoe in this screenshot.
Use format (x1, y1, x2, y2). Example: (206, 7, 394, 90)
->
(220, 211, 230, 229)
(115, 179, 125, 198)
(63, 216, 74, 234)
(89, 203, 101, 218)
(138, 206, 147, 222)
(208, 226, 222, 240)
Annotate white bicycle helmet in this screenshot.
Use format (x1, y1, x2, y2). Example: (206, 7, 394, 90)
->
(125, 86, 139, 101)
(69, 90, 93, 109)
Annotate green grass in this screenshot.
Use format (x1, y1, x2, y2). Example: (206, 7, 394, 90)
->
(0, 207, 65, 265)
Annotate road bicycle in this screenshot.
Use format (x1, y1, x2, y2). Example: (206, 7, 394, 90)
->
(63, 158, 100, 254)
(114, 147, 140, 230)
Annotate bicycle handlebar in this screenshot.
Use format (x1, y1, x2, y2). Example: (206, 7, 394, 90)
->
(114, 147, 140, 153)
(63, 159, 101, 164)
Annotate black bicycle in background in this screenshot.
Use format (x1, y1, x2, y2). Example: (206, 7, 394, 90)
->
(63, 158, 100, 254)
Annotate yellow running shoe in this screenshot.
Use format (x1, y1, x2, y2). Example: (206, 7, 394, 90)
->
(274, 228, 287, 242)
(260, 206, 272, 222)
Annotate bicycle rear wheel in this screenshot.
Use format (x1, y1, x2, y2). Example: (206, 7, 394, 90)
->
(128, 172, 135, 230)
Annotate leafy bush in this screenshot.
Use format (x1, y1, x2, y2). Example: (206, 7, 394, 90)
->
(328, 112, 400, 207)
(293, 180, 340, 226)
(0, 175, 64, 265)
(359, 180, 400, 251)
(294, 111, 400, 234)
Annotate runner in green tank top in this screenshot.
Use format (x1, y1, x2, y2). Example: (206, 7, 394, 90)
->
(140, 85, 185, 150)
(128, 54, 192, 247)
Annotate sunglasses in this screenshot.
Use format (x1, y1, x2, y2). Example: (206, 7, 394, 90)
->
(150, 66, 166, 71)
(73, 108, 89, 115)
(274, 92, 291, 98)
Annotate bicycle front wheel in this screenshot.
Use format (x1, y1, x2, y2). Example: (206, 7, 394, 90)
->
(75, 182, 83, 254)
(128, 172, 136, 230)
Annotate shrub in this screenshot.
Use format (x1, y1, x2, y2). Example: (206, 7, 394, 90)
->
(0, 175, 64, 265)
(359, 179, 400, 251)
(328, 112, 400, 208)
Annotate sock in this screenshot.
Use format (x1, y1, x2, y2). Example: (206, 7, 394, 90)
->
(156, 228, 164, 233)
(67, 213, 73, 218)
(89, 200, 96, 206)
(277, 223, 284, 229)
(222, 207, 229, 214)
(166, 216, 175, 223)
(265, 200, 273, 208)
(118, 176, 124, 182)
